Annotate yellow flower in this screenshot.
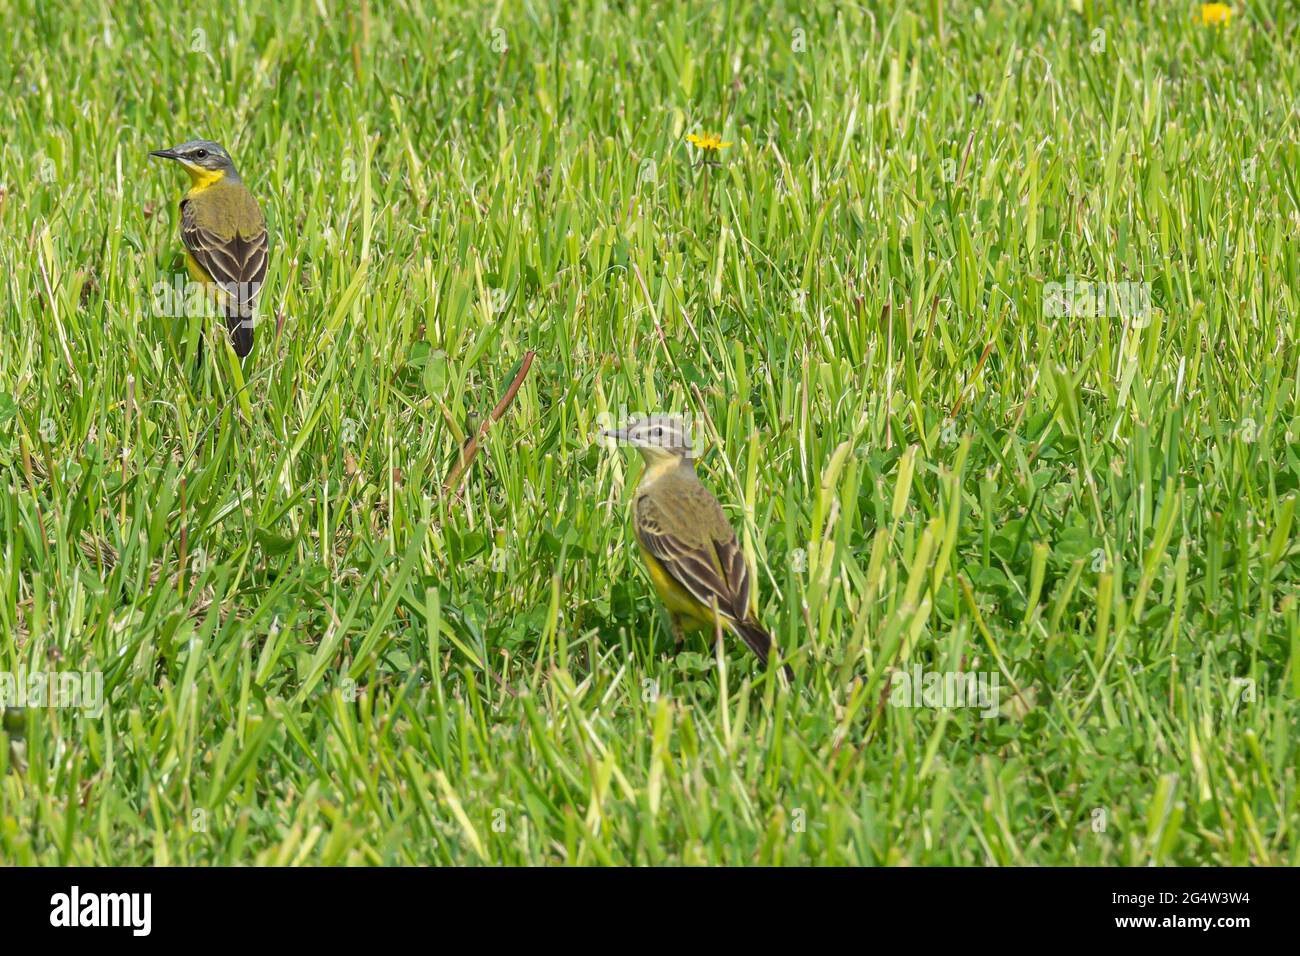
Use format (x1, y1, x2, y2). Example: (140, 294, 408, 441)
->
(686, 132, 733, 152)
(1196, 3, 1232, 25)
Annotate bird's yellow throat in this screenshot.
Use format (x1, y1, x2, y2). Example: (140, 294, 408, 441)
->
(179, 163, 227, 193)
(638, 454, 690, 487)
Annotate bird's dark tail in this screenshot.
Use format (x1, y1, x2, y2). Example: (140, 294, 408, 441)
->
(730, 619, 795, 682)
(225, 313, 254, 357)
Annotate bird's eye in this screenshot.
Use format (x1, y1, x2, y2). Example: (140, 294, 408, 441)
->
(194, 149, 208, 159)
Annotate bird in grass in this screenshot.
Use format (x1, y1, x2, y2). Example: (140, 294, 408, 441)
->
(150, 139, 267, 357)
(603, 415, 793, 682)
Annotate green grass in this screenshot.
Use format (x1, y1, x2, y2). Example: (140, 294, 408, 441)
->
(1, 0, 1298, 865)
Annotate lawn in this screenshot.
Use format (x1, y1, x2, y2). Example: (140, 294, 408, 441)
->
(1, 0, 1297, 865)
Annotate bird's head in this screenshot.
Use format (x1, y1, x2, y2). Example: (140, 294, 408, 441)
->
(602, 414, 697, 466)
(149, 139, 239, 185)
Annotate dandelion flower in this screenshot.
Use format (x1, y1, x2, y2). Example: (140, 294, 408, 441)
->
(1196, 3, 1232, 26)
(686, 132, 733, 152)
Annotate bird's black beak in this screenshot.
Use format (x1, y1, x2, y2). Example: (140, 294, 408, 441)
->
(149, 148, 179, 160)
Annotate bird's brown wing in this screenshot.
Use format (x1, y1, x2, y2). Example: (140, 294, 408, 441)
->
(634, 490, 751, 622)
(636, 482, 789, 677)
(180, 199, 268, 316)
(181, 197, 268, 357)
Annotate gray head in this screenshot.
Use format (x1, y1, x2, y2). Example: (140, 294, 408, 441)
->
(149, 139, 240, 180)
(602, 414, 698, 465)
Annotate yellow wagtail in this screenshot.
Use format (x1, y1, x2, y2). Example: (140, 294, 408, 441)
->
(150, 139, 268, 357)
(604, 415, 793, 681)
